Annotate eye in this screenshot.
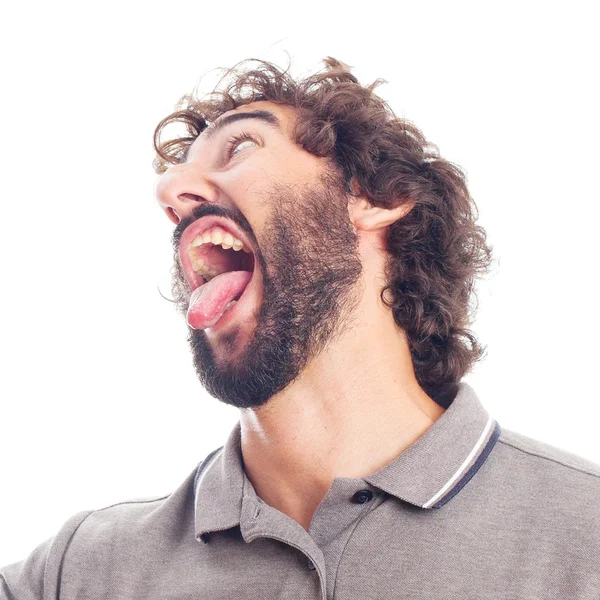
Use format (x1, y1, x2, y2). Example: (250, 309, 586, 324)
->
(232, 139, 255, 155)
(225, 132, 259, 160)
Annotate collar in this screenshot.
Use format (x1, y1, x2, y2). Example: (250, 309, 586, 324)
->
(194, 382, 501, 539)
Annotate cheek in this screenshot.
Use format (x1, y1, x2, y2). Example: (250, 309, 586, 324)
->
(216, 165, 276, 235)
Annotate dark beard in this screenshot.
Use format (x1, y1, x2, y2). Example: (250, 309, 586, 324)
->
(170, 171, 363, 409)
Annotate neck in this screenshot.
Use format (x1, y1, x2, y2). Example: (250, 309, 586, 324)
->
(239, 291, 446, 531)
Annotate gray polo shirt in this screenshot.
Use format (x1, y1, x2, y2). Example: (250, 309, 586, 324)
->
(2, 382, 600, 599)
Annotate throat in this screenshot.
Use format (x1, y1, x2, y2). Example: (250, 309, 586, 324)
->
(243, 450, 333, 532)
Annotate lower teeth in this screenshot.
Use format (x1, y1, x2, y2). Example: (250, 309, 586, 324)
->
(225, 300, 237, 312)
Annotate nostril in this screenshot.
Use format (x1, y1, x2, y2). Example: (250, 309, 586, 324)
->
(166, 207, 180, 224)
(178, 193, 201, 202)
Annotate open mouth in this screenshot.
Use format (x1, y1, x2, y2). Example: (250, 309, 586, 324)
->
(187, 228, 255, 284)
(179, 217, 257, 329)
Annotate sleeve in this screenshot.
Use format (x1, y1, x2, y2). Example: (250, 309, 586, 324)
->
(0, 511, 93, 600)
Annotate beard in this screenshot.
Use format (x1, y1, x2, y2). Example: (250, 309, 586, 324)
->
(170, 170, 364, 409)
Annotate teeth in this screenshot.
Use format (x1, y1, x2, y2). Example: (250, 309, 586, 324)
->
(191, 257, 203, 270)
(202, 268, 221, 282)
(188, 226, 252, 277)
(192, 258, 210, 273)
(221, 233, 234, 249)
(225, 300, 237, 311)
(190, 228, 249, 253)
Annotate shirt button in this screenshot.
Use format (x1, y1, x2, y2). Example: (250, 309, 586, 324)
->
(352, 489, 373, 504)
(307, 559, 316, 570)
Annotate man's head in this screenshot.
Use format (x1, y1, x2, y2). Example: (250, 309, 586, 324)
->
(153, 57, 492, 408)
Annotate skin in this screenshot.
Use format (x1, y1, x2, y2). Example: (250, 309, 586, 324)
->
(155, 101, 446, 531)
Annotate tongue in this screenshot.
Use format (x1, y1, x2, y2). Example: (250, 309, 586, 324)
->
(187, 270, 253, 330)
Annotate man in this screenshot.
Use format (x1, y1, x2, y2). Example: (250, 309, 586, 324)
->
(2, 57, 599, 599)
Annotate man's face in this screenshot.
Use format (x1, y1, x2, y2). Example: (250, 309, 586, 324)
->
(156, 101, 363, 409)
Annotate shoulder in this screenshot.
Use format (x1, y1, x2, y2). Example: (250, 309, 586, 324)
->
(492, 426, 600, 524)
(68, 463, 200, 549)
(1, 510, 94, 600)
(451, 425, 600, 581)
(0, 463, 202, 600)
(497, 426, 600, 481)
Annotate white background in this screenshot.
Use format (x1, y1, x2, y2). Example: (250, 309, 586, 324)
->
(1, 0, 598, 567)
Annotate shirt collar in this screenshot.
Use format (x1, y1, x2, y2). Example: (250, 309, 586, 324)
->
(194, 382, 501, 539)
(364, 382, 501, 508)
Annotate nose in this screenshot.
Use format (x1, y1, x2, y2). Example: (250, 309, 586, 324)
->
(154, 163, 215, 225)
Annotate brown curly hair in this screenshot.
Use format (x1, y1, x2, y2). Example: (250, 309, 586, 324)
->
(152, 57, 493, 403)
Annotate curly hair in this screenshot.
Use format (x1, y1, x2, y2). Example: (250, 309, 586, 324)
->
(152, 57, 493, 403)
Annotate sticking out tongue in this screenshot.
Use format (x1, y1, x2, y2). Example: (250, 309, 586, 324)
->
(187, 270, 253, 330)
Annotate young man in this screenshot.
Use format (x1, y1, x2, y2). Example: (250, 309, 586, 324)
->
(3, 58, 599, 599)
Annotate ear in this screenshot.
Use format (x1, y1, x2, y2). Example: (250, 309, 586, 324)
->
(348, 192, 415, 232)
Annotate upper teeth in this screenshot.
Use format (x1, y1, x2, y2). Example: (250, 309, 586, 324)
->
(190, 228, 250, 253)
(187, 226, 252, 282)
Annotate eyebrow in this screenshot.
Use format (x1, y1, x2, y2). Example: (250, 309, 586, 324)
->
(181, 110, 281, 164)
(204, 110, 281, 142)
